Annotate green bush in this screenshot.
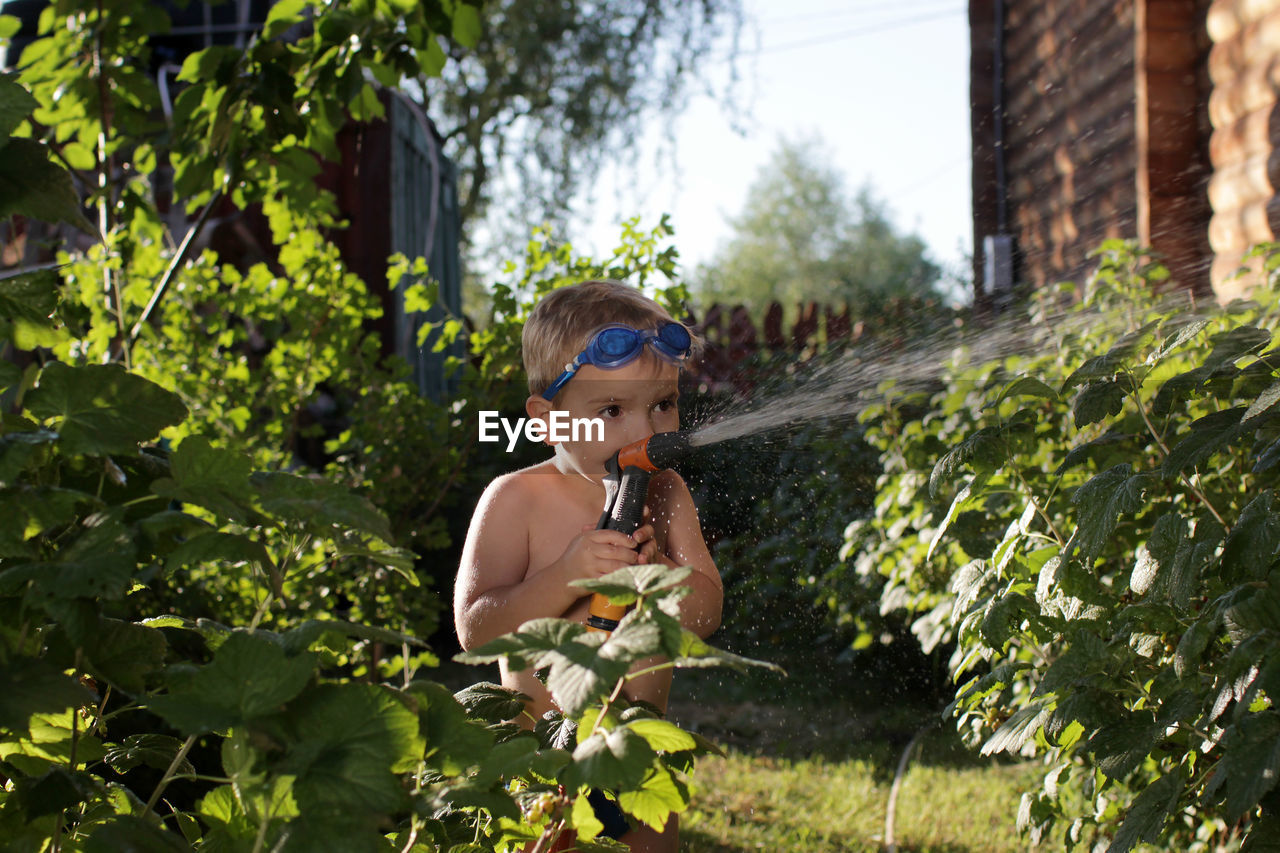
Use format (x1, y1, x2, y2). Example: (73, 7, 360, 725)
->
(850, 240, 1280, 850)
(1, 52, 768, 852)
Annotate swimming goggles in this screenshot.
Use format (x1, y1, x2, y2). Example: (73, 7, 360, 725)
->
(541, 322, 692, 400)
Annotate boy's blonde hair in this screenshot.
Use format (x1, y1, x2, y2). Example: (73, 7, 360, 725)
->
(522, 280, 693, 396)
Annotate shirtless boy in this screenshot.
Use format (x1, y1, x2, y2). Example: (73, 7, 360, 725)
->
(454, 280, 724, 852)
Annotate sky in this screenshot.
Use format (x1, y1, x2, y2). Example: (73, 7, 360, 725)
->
(580, 0, 973, 289)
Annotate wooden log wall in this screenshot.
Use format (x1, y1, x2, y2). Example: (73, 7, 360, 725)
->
(1001, 0, 1140, 292)
(1137, 0, 1214, 294)
(1206, 0, 1280, 299)
(972, 0, 1213, 299)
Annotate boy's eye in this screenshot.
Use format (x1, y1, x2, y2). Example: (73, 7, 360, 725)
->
(600, 404, 623, 418)
(655, 398, 677, 413)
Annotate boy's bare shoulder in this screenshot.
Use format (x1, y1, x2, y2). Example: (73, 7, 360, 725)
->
(650, 468, 695, 499)
(479, 459, 566, 504)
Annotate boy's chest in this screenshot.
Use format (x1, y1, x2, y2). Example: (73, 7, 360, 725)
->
(523, 478, 671, 576)
(526, 493, 600, 574)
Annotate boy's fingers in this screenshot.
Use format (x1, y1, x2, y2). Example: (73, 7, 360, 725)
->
(592, 529, 639, 548)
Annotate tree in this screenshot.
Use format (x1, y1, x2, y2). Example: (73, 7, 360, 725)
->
(424, 0, 743, 240)
(693, 136, 942, 313)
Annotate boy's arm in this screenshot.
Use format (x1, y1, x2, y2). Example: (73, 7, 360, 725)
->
(455, 475, 571, 650)
(454, 474, 646, 650)
(650, 471, 723, 639)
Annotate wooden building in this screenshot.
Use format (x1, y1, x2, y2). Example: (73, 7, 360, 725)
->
(968, 0, 1280, 304)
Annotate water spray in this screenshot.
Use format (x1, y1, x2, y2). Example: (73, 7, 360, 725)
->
(586, 430, 693, 632)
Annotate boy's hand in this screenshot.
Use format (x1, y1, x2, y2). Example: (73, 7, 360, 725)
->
(631, 522, 659, 564)
(558, 526, 645, 586)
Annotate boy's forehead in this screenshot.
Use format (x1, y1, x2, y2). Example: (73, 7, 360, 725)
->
(564, 361, 680, 401)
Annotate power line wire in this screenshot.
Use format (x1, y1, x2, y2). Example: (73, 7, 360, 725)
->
(759, 0, 961, 27)
(753, 7, 965, 54)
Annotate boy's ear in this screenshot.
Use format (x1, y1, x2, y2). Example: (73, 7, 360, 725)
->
(525, 395, 551, 421)
(525, 396, 555, 445)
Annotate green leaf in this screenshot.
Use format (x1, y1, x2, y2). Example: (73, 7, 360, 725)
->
(617, 766, 687, 832)
(281, 618, 426, 656)
(1150, 316, 1209, 362)
(674, 630, 785, 675)
(0, 138, 95, 231)
(1244, 381, 1280, 423)
(1054, 432, 1133, 475)
(1162, 407, 1246, 477)
(1175, 619, 1214, 679)
(570, 563, 692, 606)
(1206, 325, 1272, 368)
(1105, 769, 1183, 853)
(570, 788, 607, 842)
(0, 658, 94, 732)
(601, 608, 676, 664)
(1224, 711, 1280, 820)
(929, 479, 985, 562)
(0, 72, 37, 139)
(1131, 513, 1189, 599)
(450, 2, 482, 47)
(1072, 380, 1126, 428)
(85, 618, 168, 694)
(1242, 812, 1280, 852)
(455, 618, 624, 718)
(0, 359, 19, 397)
(1034, 630, 1106, 698)
(1069, 465, 1150, 565)
(565, 727, 656, 792)
(1063, 353, 1121, 390)
(281, 683, 425, 815)
(456, 618, 592, 671)
(452, 682, 528, 723)
(27, 363, 187, 457)
(1221, 493, 1280, 581)
(0, 429, 57, 489)
(1256, 437, 1280, 474)
(12, 766, 101, 820)
(1089, 714, 1161, 780)
(104, 734, 195, 776)
(0, 267, 60, 333)
(1226, 585, 1280, 632)
(929, 427, 1005, 498)
(470, 735, 539, 787)
(981, 701, 1053, 756)
(403, 680, 494, 776)
(1, 512, 136, 600)
(165, 529, 275, 580)
(152, 435, 257, 523)
(252, 471, 394, 542)
(624, 718, 696, 753)
(263, 0, 308, 38)
(148, 631, 317, 734)
(993, 375, 1059, 406)
(83, 816, 191, 853)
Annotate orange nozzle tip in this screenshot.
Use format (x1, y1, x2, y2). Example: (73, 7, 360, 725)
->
(616, 437, 657, 472)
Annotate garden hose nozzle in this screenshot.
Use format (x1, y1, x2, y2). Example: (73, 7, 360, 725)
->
(586, 431, 693, 632)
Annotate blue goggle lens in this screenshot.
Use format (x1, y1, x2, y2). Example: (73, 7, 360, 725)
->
(541, 322, 691, 399)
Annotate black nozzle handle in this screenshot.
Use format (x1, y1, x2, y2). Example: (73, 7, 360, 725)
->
(588, 465, 653, 632)
(598, 466, 652, 536)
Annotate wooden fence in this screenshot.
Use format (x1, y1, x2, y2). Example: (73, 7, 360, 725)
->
(682, 298, 945, 394)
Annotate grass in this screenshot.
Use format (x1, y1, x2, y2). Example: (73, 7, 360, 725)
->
(437, 659, 1046, 851)
(665, 669, 1043, 852)
(680, 750, 1039, 852)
